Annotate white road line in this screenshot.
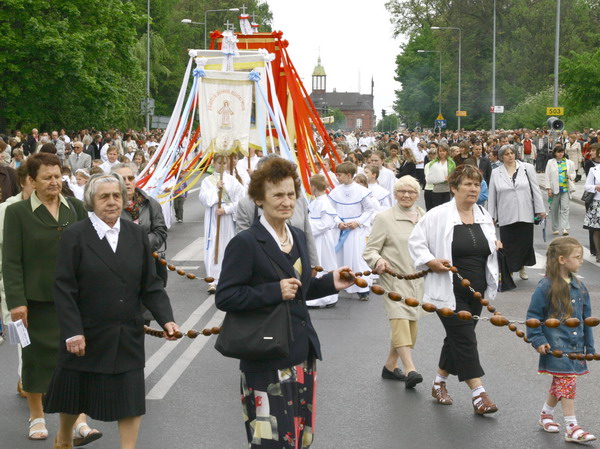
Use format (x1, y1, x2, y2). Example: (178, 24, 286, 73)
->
(583, 246, 599, 267)
(144, 296, 214, 379)
(146, 309, 225, 400)
(189, 186, 201, 193)
(176, 266, 200, 270)
(172, 236, 204, 261)
(532, 252, 547, 269)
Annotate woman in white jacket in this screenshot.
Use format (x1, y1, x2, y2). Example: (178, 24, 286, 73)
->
(544, 145, 576, 235)
(409, 165, 500, 415)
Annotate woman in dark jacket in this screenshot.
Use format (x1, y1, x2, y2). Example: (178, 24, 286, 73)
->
(215, 158, 352, 449)
(396, 147, 417, 178)
(44, 173, 178, 449)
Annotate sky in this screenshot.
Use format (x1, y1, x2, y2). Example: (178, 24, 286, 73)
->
(265, 0, 404, 120)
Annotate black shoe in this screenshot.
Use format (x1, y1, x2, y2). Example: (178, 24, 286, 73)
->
(381, 366, 407, 381)
(404, 371, 423, 389)
(358, 293, 369, 301)
(324, 302, 337, 308)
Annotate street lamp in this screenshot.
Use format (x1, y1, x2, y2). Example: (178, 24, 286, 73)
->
(431, 26, 462, 130)
(417, 50, 442, 120)
(492, 0, 497, 133)
(181, 8, 240, 50)
(146, 0, 151, 130)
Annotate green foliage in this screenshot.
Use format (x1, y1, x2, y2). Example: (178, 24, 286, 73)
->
(0, 0, 273, 132)
(326, 108, 346, 131)
(376, 114, 400, 132)
(497, 88, 555, 129)
(561, 48, 600, 115)
(386, 0, 600, 130)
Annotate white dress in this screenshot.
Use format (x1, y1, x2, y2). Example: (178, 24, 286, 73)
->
(328, 182, 374, 294)
(198, 172, 246, 284)
(307, 195, 339, 307)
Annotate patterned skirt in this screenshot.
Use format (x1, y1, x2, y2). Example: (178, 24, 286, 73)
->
(583, 200, 600, 230)
(241, 358, 316, 449)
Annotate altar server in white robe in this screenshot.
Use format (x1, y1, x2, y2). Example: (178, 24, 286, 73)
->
(329, 162, 375, 301)
(307, 174, 340, 308)
(236, 147, 259, 175)
(369, 151, 396, 201)
(199, 154, 246, 293)
(364, 165, 392, 210)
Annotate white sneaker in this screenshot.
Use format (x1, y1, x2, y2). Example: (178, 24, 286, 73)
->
(519, 268, 528, 280)
(207, 283, 217, 294)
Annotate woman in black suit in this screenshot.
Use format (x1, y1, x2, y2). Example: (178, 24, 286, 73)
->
(396, 147, 417, 178)
(44, 173, 179, 449)
(216, 157, 353, 449)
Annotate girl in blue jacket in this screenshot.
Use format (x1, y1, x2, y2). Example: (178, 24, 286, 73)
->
(526, 237, 595, 444)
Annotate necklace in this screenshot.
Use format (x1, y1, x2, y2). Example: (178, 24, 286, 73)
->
(278, 233, 290, 246)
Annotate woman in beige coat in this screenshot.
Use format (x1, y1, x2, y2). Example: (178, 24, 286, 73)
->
(363, 175, 428, 389)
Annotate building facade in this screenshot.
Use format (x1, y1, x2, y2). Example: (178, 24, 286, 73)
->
(309, 57, 375, 131)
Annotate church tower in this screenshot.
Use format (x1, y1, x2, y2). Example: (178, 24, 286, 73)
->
(312, 56, 326, 93)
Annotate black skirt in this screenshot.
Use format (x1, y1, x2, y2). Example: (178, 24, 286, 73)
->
(44, 367, 145, 422)
(499, 222, 536, 273)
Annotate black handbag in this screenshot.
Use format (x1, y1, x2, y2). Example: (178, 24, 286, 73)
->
(582, 191, 595, 207)
(214, 233, 294, 361)
(497, 248, 517, 292)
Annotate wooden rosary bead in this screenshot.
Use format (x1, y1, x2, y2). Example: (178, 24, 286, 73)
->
(202, 329, 212, 336)
(363, 270, 371, 276)
(545, 318, 561, 328)
(486, 305, 496, 313)
(508, 323, 517, 332)
(176, 269, 186, 276)
(564, 318, 581, 328)
(576, 354, 586, 361)
(473, 291, 482, 300)
(370, 285, 385, 295)
(211, 327, 220, 334)
(167, 264, 177, 271)
(404, 297, 419, 307)
(159, 258, 168, 266)
(585, 354, 594, 361)
(460, 278, 471, 288)
(354, 272, 363, 277)
(314, 266, 324, 272)
(568, 353, 578, 360)
(438, 307, 455, 317)
(585, 317, 600, 327)
(594, 353, 600, 360)
(340, 270, 354, 281)
(480, 298, 490, 306)
(525, 319, 541, 328)
(187, 330, 200, 338)
(450, 266, 458, 273)
(204, 277, 215, 283)
(174, 331, 184, 339)
(152, 251, 159, 259)
(523, 335, 529, 343)
(186, 273, 197, 280)
(354, 277, 368, 288)
(457, 310, 473, 321)
(490, 315, 508, 327)
(388, 292, 402, 301)
(422, 303, 437, 313)
(515, 330, 525, 338)
(552, 350, 563, 358)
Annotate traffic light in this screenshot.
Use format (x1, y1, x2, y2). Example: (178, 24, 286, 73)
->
(381, 109, 387, 118)
(547, 116, 564, 131)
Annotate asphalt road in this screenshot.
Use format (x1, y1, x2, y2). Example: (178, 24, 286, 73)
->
(1, 184, 600, 449)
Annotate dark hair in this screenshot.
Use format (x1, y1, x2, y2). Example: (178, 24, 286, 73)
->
(27, 153, 61, 179)
(40, 142, 57, 154)
(16, 161, 28, 186)
(448, 164, 482, 191)
(335, 161, 357, 176)
(552, 144, 565, 156)
(248, 157, 300, 203)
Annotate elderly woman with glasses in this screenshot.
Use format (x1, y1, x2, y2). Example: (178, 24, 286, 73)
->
(44, 173, 179, 449)
(363, 176, 428, 388)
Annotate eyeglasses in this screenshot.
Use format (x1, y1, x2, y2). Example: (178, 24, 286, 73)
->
(124, 175, 136, 181)
(396, 189, 418, 196)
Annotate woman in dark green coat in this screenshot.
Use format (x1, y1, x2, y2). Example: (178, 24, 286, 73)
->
(3, 153, 93, 442)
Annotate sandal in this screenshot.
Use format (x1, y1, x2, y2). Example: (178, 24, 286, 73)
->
(431, 381, 453, 405)
(538, 413, 560, 433)
(73, 422, 103, 447)
(472, 392, 498, 415)
(28, 417, 48, 440)
(565, 425, 597, 444)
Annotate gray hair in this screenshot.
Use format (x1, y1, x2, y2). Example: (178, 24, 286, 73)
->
(394, 175, 421, 197)
(498, 144, 515, 161)
(83, 173, 127, 212)
(111, 162, 138, 176)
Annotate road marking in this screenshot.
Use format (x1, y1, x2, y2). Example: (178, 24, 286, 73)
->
(176, 266, 200, 270)
(172, 236, 204, 261)
(146, 309, 225, 400)
(532, 252, 546, 269)
(144, 296, 214, 379)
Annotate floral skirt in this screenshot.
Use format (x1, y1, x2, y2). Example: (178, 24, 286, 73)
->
(583, 200, 600, 230)
(241, 358, 316, 449)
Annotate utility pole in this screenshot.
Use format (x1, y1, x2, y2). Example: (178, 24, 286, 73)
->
(491, 0, 496, 134)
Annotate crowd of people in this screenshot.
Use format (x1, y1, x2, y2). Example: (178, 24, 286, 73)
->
(1, 123, 599, 447)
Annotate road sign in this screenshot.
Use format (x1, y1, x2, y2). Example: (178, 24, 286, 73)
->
(546, 107, 564, 116)
(490, 106, 504, 113)
(456, 110, 467, 117)
(436, 113, 445, 120)
(435, 119, 447, 129)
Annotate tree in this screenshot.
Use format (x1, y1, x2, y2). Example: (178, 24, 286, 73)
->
(0, 0, 145, 132)
(376, 114, 400, 132)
